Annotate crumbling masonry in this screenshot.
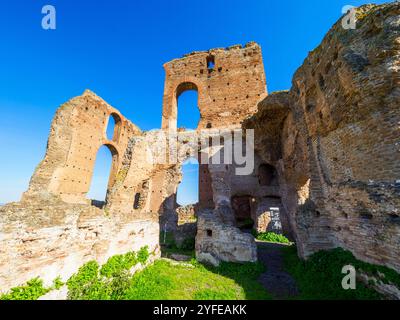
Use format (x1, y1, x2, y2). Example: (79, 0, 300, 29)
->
(0, 2, 399, 296)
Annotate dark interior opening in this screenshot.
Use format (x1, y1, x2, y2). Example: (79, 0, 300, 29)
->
(133, 193, 141, 209)
(231, 195, 254, 230)
(258, 164, 279, 186)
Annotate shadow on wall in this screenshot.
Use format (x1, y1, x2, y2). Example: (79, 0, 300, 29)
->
(231, 195, 255, 230)
(158, 194, 198, 255)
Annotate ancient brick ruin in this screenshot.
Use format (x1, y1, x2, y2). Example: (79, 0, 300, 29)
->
(0, 2, 399, 295)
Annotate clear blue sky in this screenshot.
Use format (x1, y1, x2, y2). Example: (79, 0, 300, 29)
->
(0, 0, 388, 203)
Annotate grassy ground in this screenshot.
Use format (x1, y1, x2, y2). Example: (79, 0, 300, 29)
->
(62, 245, 272, 300)
(3, 239, 398, 300)
(63, 257, 271, 300)
(282, 246, 385, 300)
(125, 259, 271, 300)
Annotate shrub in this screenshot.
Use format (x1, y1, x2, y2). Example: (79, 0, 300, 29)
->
(254, 231, 291, 244)
(66, 260, 110, 300)
(108, 270, 132, 300)
(137, 246, 150, 264)
(0, 278, 49, 300)
(52, 276, 64, 290)
(100, 252, 137, 278)
(66, 246, 151, 300)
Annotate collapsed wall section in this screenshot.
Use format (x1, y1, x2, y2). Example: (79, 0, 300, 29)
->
(22, 90, 141, 205)
(0, 91, 163, 292)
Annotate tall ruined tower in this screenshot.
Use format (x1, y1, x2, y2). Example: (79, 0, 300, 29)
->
(160, 42, 268, 209)
(161, 42, 267, 130)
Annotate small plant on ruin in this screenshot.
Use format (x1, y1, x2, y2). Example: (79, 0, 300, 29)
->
(52, 276, 64, 290)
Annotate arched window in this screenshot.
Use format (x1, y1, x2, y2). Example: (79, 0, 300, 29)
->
(176, 82, 200, 130)
(87, 145, 118, 205)
(258, 164, 278, 186)
(106, 113, 121, 142)
(177, 158, 199, 206)
(207, 55, 215, 70)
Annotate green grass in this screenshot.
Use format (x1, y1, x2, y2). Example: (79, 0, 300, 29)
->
(253, 231, 291, 244)
(63, 243, 271, 300)
(6, 243, 395, 300)
(124, 259, 271, 300)
(282, 246, 388, 300)
(65, 257, 271, 300)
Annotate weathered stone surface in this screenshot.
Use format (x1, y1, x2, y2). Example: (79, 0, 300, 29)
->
(0, 200, 160, 293)
(196, 252, 220, 267)
(196, 209, 257, 264)
(358, 272, 400, 300)
(170, 254, 192, 262)
(244, 2, 400, 273)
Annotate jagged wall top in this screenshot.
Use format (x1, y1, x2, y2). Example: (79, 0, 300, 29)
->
(161, 42, 267, 129)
